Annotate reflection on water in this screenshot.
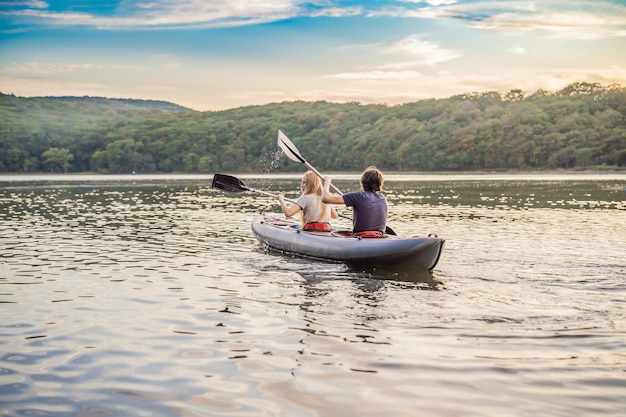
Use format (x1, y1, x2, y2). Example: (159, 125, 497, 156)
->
(0, 174, 625, 417)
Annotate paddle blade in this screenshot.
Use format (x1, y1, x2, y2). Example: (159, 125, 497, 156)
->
(212, 173, 247, 193)
(277, 130, 306, 163)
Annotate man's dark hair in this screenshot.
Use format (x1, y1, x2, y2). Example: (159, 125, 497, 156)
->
(361, 166, 384, 192)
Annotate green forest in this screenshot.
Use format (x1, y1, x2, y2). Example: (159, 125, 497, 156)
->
(1, 81, 625, 174)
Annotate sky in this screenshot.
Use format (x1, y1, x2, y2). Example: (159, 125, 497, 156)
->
(1, 0, 625, 111)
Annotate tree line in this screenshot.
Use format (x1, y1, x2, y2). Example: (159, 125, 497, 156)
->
(1, 81, 624, 174)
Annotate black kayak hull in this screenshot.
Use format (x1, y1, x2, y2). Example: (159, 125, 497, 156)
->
(251, 214, 444, 271)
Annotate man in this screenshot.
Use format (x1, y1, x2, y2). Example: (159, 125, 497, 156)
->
(322, 166, 387, 236)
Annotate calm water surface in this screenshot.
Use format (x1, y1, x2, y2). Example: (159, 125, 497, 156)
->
(1, 173, 625, 417)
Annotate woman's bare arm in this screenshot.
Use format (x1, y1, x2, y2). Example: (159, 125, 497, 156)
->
(278, 195, 302, 218)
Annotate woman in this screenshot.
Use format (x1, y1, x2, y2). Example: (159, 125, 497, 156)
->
(278, 171, 338, 231)
(322, 166, 387, 236)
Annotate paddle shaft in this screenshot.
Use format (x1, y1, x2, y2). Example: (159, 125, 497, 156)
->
(306, 162, 343, 195)
(243, 183, 352, 221)
(243, 186, 298, 205)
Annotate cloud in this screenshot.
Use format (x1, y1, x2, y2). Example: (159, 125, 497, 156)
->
(308, 5, 362, 18)
(4, 0, 625, 40)
(3, 61, 144, 75)
(509, 44, 526, 55)
(471, 8, 626, 39)
(327, 70, 420, 81)
(388, 35, 459, 65)
(457, 1, 625, 39)
(340, 35, 459, 70)
(317, 66, 626, 108)
(0, 0, 358, 30)
(424, 0, 458, 5)
(415, 67, 626, 97)
(374, 1, 626, 40)
(0, 0, 47, 8)
(401, 0, 458, 5)
(4, 62, 95, 75)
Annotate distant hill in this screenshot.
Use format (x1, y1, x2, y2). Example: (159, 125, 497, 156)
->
(37, 95, 195, 112)
(1, 82, 625, 174)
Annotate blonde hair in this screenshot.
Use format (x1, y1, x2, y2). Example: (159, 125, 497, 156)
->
(301, 171, 321, 195)
(300, 171, 329, 225)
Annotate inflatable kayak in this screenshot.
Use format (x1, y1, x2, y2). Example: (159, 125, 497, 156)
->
(251, 214, 444, 271)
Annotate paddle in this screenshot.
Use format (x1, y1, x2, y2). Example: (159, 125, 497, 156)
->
(277, 130, 343, 195)
(277, 130, 396, 235)
(212, 173, 298, 203)
(212, 173, 353, 222)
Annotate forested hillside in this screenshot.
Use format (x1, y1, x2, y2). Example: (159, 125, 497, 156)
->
(39, 96, 194, 112)
(1, 82, 625, 173)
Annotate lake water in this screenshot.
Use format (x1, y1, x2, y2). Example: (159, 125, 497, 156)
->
(1, 173, 625, 417)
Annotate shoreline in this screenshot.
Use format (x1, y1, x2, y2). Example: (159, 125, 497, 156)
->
(1, 170, 625, 184)
(1, 167, 625, 177)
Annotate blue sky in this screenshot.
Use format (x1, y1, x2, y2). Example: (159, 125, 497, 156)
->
(1, 0, 625, 111)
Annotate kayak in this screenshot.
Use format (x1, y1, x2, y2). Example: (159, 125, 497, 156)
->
(251, 213, 444, 271)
